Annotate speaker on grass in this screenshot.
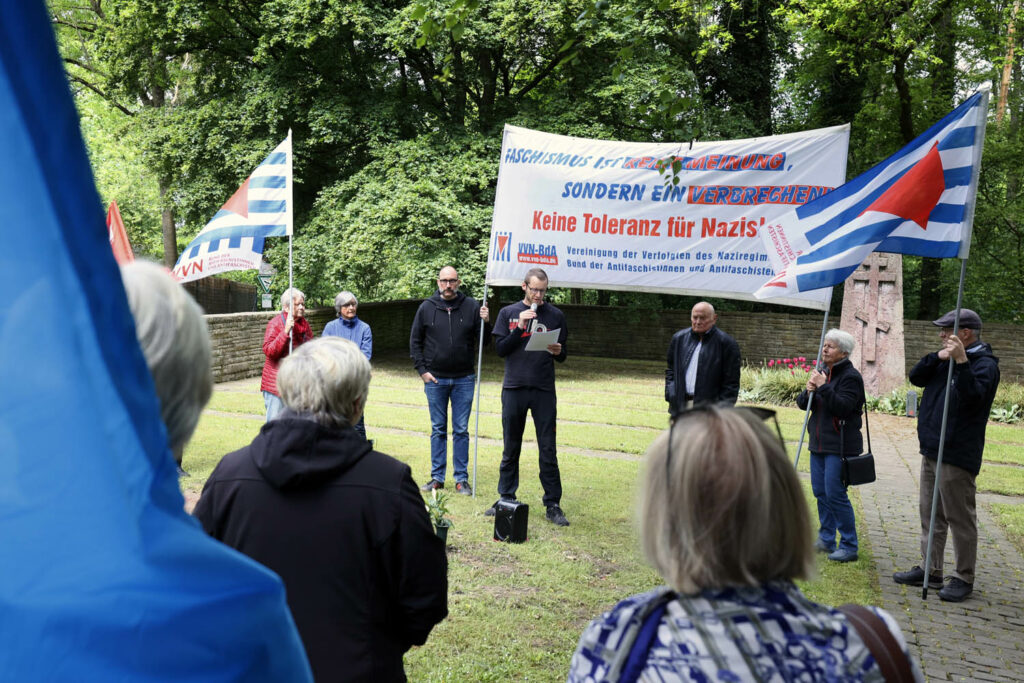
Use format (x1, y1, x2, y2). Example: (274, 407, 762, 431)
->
(493, 500, 528, 543)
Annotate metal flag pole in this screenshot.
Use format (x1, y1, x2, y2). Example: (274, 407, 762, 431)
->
(921, 259, 968, 600)
(471, 284, 489, 498)
(794, 288, 833, 470)
(287, 128, 295, 354)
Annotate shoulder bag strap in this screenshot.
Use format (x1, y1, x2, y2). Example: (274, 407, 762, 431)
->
(619, 591, 676, 683)
(839, 604, 915, 683)
(863, 402, 872, 453)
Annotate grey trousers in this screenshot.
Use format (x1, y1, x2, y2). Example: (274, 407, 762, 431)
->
(919, 456, 977, 584)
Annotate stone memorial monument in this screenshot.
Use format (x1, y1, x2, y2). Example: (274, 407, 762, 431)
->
(839, 253, 905, 397)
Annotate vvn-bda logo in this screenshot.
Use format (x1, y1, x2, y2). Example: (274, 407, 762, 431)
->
(493, 231, 512, 262)
(517, 242, 559, 266)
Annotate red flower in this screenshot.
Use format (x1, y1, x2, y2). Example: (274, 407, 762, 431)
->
(767, 360, 775, 367)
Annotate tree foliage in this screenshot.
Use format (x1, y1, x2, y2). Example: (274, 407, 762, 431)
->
(50, 0, 1024, 319)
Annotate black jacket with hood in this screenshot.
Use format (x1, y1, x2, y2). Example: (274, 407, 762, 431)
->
(409, 290, 488, 378)
(910, 341, 1000, 475)
(193, 413, 448, 682)
(796, 357, 865, 457)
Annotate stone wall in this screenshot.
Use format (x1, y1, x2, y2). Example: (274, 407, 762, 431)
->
(205, 301, 1024, 384)
(184, 277, 259, 314)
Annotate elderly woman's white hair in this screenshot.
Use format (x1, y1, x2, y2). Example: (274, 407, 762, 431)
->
(277, 337, 371, 429)
(334, 291, 357, 315)
(280, 287, 304, 309)
(823, 328, 855, 355)
(641, 406, 814, 594)
(120, 261, 213, 460)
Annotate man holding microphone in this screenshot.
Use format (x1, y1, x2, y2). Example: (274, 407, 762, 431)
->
(486, 268, 570, 527)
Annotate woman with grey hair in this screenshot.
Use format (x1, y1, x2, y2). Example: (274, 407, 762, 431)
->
(322, 290, 373, 439)
(194, 337, 448, 682)
(569, 406, 922, 682)
(797, 328, 866, 563)
(261, 287, 312, 422)
(120, 260, 212, 464)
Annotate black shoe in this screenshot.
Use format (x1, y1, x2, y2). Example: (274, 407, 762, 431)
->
(455, 481, 473, 496)
(484, 496, 515, 516)
(893, 565, 943, 589)
(420, 479, 443, 492)
(938, 577, 973, 602)
(176, 464, 189, 478)
(814, 539, 833, 553)
(546, 505, 570, 527)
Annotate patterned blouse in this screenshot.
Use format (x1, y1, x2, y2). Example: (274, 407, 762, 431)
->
(568, 582, 924, 682)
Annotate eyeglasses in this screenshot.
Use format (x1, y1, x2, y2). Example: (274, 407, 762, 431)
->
(665, 404, 785, 485)
(438, 278, 460, 285)
(527, 286, 547, 295)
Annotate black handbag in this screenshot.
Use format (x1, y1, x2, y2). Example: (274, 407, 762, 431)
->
(840, 405, 875, 487)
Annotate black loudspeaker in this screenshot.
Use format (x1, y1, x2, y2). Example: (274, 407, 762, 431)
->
(493, 500, 529, 543)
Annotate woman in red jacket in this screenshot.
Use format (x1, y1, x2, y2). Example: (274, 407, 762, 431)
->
(262, 287, 313, 420)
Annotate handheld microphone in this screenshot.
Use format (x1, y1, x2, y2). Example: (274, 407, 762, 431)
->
(529, 303, 538, 333)
(530, 303, 538, 312)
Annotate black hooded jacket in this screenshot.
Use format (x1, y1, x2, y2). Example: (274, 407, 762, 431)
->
(193, 413, 448, 682)
(910, 341, 1000, 475)
(409, 291, 488, 378)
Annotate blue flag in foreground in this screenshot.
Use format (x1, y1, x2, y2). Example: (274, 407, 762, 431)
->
(173, 137, 292, 283)
(755, 88, 989, 298)
(0, 4, 310, 680)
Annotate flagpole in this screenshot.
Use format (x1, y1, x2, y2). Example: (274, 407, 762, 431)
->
(471, 284, 489, 498)
(921, 259, 968, 600)
(287, 128, 294, 355)
(794, 289, 833, 470)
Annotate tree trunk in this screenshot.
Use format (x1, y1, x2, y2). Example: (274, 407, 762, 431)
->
(159, 175, 177, 268)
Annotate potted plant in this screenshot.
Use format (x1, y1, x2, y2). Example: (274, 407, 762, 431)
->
(426, 489, 453, 542)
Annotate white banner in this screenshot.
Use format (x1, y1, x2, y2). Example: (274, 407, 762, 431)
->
(486, 125, 850, 310)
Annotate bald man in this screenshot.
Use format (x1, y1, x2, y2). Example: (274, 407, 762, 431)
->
(665, 301, 741, 414)
(410, 266, 489, 495)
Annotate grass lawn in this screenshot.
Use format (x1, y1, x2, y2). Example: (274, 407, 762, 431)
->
(982, 420, 1024, 544)
(185, 353, 882, 681)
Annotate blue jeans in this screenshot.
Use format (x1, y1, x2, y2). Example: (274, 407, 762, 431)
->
(810, 453, 858, 552)
(424, 374, 475, 483)
(263, 391, 284, 422)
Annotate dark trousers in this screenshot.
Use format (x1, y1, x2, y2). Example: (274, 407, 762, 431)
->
(920, 456, 977, 583)
(499, 387, 561, 508)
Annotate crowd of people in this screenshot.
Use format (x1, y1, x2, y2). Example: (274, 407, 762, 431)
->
(126, 262, 1002, 681)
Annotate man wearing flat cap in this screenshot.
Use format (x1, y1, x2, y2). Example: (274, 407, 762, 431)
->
(893, 308, 1000, 602)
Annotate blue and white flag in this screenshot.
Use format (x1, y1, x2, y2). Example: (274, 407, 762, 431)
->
(0, 3, 310, 679)
(173, 137, 292, 283)
(755, 87, 989, 298)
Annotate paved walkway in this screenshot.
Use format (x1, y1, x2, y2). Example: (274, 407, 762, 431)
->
(861, 413, 1024, 681)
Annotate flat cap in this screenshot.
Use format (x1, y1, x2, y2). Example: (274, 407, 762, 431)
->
(932, 308, 982, 330)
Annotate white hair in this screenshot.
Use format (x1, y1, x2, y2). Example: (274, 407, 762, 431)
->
(120, 261, 213, 459)
(280, 287, 304, 309)
(334, 291, 357, 315)
(824, 328, 855, 355)
(278, 337, 370, 429)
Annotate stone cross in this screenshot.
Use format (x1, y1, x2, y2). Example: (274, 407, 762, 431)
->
(839, 252, 906, 397)
(851, 256, 898, 361)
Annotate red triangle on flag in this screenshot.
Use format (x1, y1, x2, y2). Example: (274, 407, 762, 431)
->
(106, 200, 134, 265)
(221, 177, 250, 218)
(497, 234, 509, 253)
(860, 142, 945, 229)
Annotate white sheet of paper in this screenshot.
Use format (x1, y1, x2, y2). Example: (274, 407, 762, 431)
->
(525, 328, 561, 352)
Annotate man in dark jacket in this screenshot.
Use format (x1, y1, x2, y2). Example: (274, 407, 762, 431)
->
(894, 308, 1000, 603)
(195, 338, 448, 682)
(410, 265, 489, 495)
(665, 301, 741, 415)
(486, 267, 570, 527)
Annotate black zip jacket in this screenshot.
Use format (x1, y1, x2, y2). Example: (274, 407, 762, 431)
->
(665, 325, 741, 414)
(796, 357, 865, 456)
(194, 413, 448, 682)
(910, 341, 1000, 475)
(410, 291, 489, 378)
